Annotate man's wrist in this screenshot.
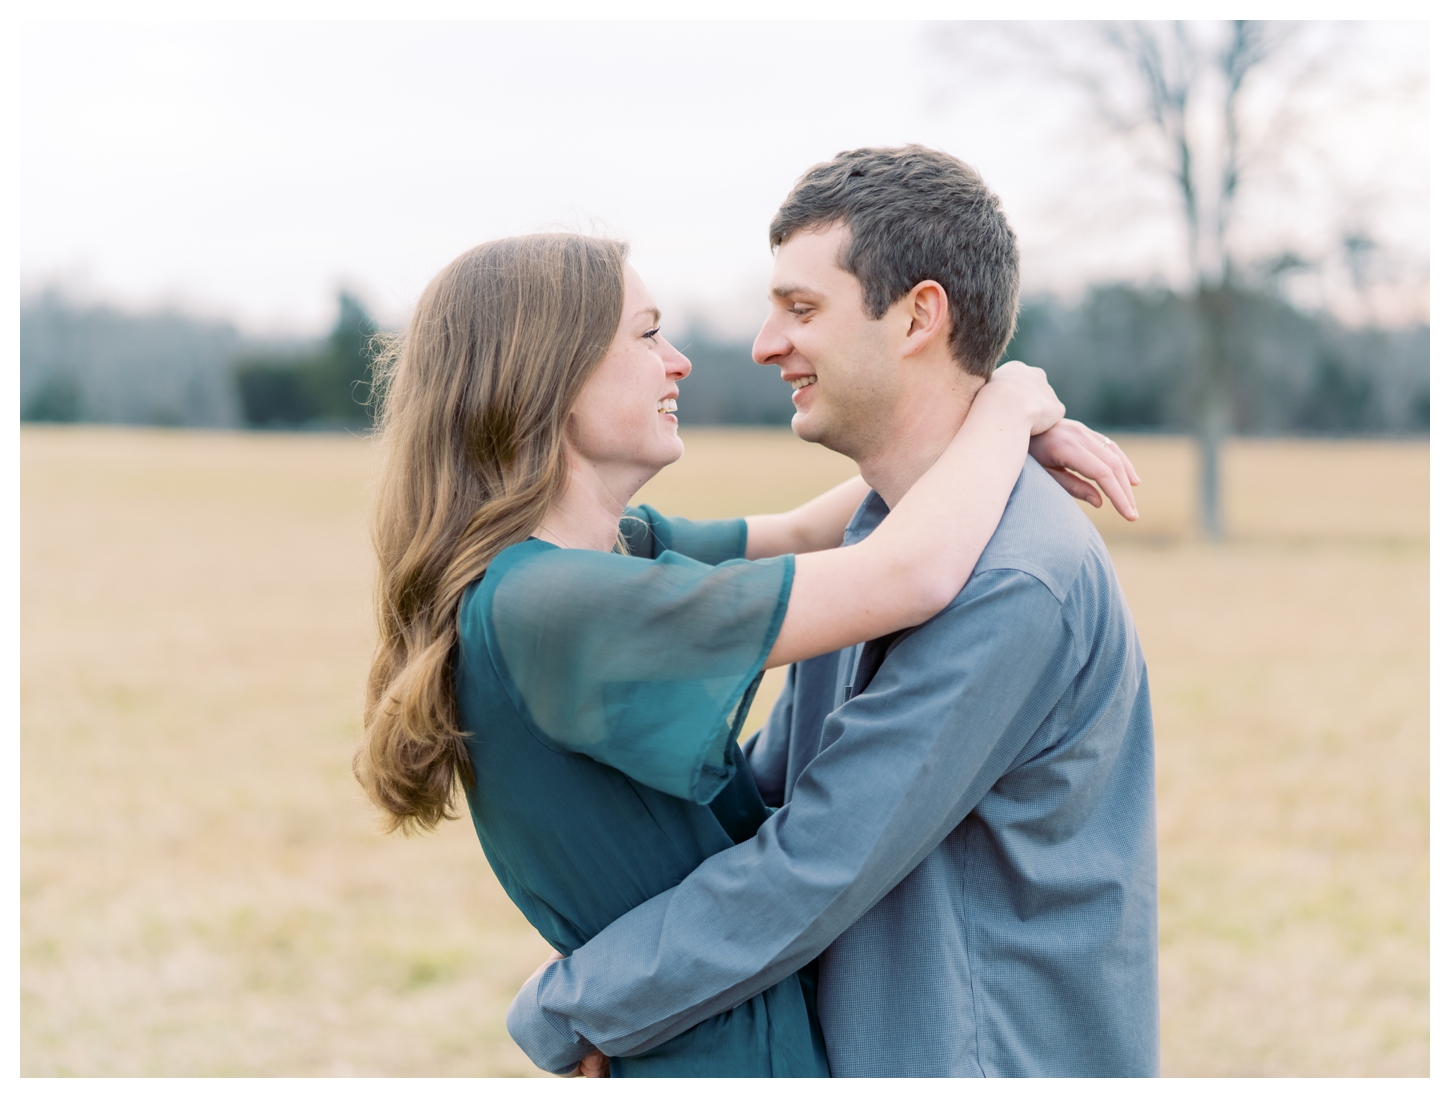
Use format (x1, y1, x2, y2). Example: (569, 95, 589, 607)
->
(506, 972, 595, 1075)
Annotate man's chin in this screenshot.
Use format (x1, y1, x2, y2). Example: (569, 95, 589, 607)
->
(790, 410, 824, 444)
(793, 408, 872, 464)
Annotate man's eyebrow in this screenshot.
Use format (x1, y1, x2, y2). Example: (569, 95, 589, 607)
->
(770, 284, 821, 300)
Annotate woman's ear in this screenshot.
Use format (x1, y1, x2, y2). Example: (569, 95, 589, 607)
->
(902, 280, 951, 355)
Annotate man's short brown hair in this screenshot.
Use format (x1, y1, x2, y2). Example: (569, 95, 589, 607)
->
(769, 145, 1020, 378)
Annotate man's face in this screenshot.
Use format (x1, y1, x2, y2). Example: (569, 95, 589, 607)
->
(752, 223, 899, 459)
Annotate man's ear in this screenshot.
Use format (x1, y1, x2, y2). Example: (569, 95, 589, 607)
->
(901, 280, 951, 356)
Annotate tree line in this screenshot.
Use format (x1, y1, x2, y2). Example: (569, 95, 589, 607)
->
(230, 293, 379, 428)
(20, 285, 1427, 437)
(20, 291, 380, 431)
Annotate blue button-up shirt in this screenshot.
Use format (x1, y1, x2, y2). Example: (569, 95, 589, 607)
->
(508, 459, 1159, 1076)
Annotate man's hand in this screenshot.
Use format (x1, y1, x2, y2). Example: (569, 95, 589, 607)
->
(527, 950, 610, 1078)
(571, 1049, 610, 1078)
(1028, 419, 1141, 521)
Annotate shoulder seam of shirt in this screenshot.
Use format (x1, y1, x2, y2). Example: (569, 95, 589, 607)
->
(967, 562, 1088, 667)
(969, 560, 1070, 605)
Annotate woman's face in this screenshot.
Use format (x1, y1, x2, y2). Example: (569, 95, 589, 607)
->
(567, 263, 692, 487)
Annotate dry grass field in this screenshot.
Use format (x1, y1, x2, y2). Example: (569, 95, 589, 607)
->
(20, 426, 1428, 1076)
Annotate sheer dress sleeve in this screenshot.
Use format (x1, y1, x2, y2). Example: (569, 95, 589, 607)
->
(618, 504, 748, 564)
(489, 546, 793, 804)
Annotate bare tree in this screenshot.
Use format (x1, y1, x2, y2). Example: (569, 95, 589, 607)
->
(936, 20, 1313, 539)
(1093, 21, 1285, 538)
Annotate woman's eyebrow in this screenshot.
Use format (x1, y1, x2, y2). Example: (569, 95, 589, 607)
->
(634, 307, 662, 324)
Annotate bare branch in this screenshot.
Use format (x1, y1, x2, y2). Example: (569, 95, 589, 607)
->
(1216, 21, 1286, 279)
(1099, 22, 1201, 282)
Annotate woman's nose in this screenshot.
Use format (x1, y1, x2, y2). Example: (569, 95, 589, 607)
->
(664, 342, 692, 380)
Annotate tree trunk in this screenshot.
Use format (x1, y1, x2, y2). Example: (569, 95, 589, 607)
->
(1195, 287, 1233, 540)
(1197, 400, 1228, 541)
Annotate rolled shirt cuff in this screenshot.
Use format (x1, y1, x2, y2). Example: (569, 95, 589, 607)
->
(506, 972, 593, 1075)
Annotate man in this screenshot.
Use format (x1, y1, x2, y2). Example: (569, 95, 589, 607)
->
(507, 145, 1159, 1077)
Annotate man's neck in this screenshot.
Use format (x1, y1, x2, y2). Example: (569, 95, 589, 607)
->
(857, 373, 985, 509)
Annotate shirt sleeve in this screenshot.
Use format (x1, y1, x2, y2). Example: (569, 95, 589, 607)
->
(741, 665, 795, 809)
(619, 504, 749, 564)
(505, 567, 1081, 1072)
(489, 546, 793, 804)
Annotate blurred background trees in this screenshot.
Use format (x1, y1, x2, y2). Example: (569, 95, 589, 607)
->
(20, 290, 245, 428)
(934, 19, 1427, 537)
(20, 291, 379, 431)
(1084, 21, 1287, 537)
(19, 284, 1428, 439)
(1002, 285, 1428, 436)
(18, 22, 1427, 472)
(233, 292, 379, 428)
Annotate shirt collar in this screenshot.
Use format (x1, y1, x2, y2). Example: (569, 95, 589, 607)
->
(841, 489, 890, 547)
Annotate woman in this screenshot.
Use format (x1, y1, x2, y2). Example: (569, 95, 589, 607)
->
(355, 234, 1137, 1077)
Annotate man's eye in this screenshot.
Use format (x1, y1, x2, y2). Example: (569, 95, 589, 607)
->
(643, 327, 660, 340)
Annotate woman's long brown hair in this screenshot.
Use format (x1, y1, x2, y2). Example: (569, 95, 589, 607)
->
(356, 234, 627, 832)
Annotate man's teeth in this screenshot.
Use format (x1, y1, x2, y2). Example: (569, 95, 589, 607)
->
(657, 398, 677, 414)
(790, 376, 818, 391)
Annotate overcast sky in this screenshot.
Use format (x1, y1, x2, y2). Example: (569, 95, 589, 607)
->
(18, 19, 1430, 338)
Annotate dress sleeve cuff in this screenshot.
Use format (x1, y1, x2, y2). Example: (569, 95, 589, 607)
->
(505, 973, 594, 1075)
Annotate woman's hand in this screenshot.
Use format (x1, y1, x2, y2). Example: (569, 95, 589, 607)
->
(977, 361, 1065, 436)
(1029, 420, 1141, 521)
(981, 365, 1139, 519)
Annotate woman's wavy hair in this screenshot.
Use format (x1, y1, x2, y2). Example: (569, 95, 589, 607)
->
(356, 233, 628, 832)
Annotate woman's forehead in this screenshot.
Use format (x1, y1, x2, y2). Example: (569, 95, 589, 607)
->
(622, 264, 659, 321)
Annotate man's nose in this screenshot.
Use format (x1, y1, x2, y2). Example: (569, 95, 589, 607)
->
(752, 320, 789, 366)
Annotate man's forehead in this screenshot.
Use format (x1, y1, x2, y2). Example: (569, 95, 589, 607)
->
(770, 226, 854, 296)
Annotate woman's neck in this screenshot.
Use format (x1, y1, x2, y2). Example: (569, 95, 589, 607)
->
(532, 450, 646, 551)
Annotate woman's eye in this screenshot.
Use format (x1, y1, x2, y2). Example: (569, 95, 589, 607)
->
(643, 327, 660, 340)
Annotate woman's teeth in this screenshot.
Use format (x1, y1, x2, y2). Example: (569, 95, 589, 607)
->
(657, 398, 677, 414)
(791, 376, 818, 391)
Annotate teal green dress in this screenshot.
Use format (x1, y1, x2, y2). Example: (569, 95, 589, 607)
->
(455, 505, 829, 1078)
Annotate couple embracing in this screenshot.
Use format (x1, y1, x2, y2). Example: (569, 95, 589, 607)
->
(356, 145, 1158, 1078)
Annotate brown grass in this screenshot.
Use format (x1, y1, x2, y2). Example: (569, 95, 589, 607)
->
(20, 426, 1427, 1076)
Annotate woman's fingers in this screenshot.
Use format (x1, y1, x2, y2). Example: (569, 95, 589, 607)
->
(1044, 465, 1103, 507)
(1053, 439, 1138, 520)
(1027, 419, 1140, 521)
(1071, 456, 1135, 519)
(1095, 433, 1142, 486)
(1075, 430, 1139, 520)
(1077, 446, 1139, 521)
